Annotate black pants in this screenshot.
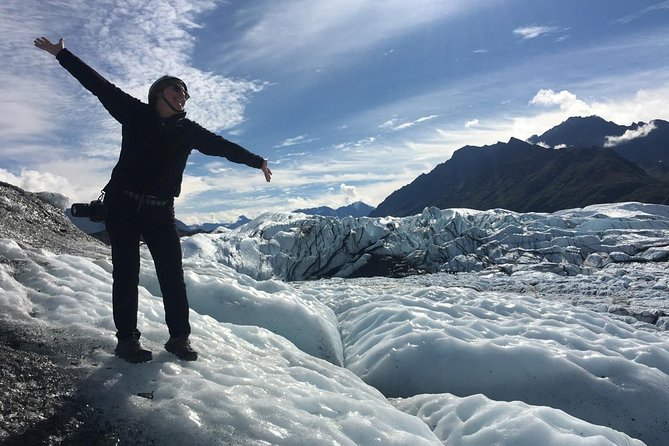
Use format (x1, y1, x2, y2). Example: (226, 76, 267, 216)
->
(105, 192, 190, 341)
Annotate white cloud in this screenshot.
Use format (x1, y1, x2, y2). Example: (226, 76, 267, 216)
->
(0, 152, 119, 203)
(82, 0, 264, 132)
(465, 119, 480, 128)
(381, 115, 439, 130)
(379, 118, 401, 129)
(526, 85, 669, 133)
(340, 183, 359, 202)
(613, 0, 669, 24)
(604, 121, 657, 147)
(333, 137, 377, 152)
(177, 174, 217, 201)
(175, 161, 391, 222)
(273, 134, 319, 148)
(513, 25, 559, 40)
(0, 84, 63, 141)
(529, 89, 591, 114)
(0, 168, 76, 200)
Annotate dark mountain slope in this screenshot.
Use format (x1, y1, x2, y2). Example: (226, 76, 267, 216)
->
(370, 138, 669, 217)
(612, 119, 669, 180)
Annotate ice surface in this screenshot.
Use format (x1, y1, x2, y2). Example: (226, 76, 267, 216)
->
(0, 239, 438, 445)
(202, 203, 669, 281)
(308, 275, 669, 444)
(152, 240, 343, 365)
(2, 202, 668, 445)
(393, 393, 645, 446)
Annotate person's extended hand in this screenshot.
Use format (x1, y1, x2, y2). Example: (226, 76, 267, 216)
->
(261, 159, 272, 183)
(34, 37, 64, 56)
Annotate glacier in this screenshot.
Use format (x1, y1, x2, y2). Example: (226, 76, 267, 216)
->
(1, 201, 668, 445)
(189, 202, 669, 281)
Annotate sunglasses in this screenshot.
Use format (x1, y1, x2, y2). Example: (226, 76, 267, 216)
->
(170, 83, 190, 100)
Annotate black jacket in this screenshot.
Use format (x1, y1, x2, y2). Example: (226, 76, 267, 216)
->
(56, 49, 264, 199)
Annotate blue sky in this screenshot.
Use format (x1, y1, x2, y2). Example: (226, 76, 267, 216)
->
(2, 0, 669, 223)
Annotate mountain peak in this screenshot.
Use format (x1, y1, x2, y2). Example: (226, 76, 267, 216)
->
(508, 137, 531, 146)
(564, 115, 610, 124)
(527, 115, 628, 148)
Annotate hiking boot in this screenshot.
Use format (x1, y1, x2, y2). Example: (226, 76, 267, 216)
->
(165, 335, 198, 361)
(114, 338, 152, 363)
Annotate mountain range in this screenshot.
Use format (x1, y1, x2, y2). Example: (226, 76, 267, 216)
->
(294, 201, 375, 218)
(371, 116, 669, 217)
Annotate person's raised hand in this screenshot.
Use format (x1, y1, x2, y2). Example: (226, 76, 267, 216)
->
(261, 159, 272, 183)
(34, 37, 64, 56)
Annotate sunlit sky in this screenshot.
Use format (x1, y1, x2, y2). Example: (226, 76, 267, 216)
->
(2, 0, 669, 223)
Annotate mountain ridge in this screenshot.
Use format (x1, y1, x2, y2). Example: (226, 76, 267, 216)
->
(371, 116, 669, 217)
(294, 201, 375, 218)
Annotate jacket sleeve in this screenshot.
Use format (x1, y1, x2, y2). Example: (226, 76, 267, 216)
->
(190, 122, 265, 168)
(56, 49, 143, 124)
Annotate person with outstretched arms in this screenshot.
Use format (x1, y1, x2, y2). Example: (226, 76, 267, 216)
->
(34, 36, 272, 363)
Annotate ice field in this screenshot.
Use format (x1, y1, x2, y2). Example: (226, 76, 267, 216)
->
(2, 202, 669, 445)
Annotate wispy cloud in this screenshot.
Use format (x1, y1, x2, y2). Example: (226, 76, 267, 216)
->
(76, 0, 264, 132)
(218, 0, 473, 71)
(613, 0, 669, 24)
(273, 134, 320, 148)
(465, 119, 480, 128)
(513, 25, 560, 40)
(379, 118, 401, 129)
(333, 137, 377, 152)
(4, 0, 261, 132)
(380, 115, 440, 131)
(604, 121, 656, 147)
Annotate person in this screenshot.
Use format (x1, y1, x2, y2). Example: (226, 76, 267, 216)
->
(34, 36, 272, 363)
